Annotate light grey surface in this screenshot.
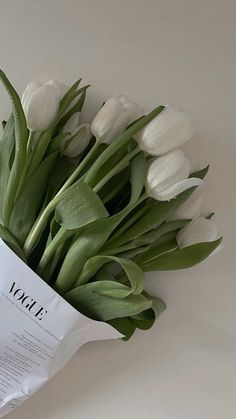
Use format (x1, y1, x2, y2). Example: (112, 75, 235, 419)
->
(0, 0, 235, 418)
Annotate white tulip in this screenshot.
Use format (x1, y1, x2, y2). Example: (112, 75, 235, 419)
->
(135, 104, 194, 156)
(63, 113, 80, 134)
(168, 191, 203, 220)
(91, 95, 142, 144)
(46, 79, 68, 100)
(145, 149, 203, 201)
(61, 123, 92, 158)
(22, 82, 42, 112)
(22, 82, 60, 131)
(177, 216, 218, 248)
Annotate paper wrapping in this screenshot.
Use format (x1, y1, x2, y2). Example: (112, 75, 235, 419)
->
(0, 240, 121, 417)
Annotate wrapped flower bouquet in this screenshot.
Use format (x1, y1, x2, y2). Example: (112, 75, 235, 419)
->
(0, 70, 221, 417)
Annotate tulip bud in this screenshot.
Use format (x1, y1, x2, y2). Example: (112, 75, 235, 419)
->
(22, 83, 60, 132)
(168, 191, 203, 220)
(145, 149, 203, 201)
(63, 113, 80, 134)
(177, 216, 218, 248)
(91, 95, 142, 145)
(61, 123, 92, 158)
(135, 105, 194, 156)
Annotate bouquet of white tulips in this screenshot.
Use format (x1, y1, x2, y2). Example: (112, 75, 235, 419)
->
(0, 70, 221, 416)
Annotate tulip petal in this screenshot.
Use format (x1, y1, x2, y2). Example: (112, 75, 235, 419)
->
(168, 191, 203, 220)
(136, 104, 194, 156)
(157, 177, 203, 201)
(21, 82, 42, 114)
(26, 85, 60, 131)
(177, 216, 218, 248)
(46, 79, 68, 100)
(145, 149, 192, 198)
(61, 123, 92, 158)
(91, 97, 124, 144)
(91, 95, 142, 145)
(63, 112, 80, 134)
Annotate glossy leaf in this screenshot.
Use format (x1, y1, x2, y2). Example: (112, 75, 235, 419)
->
(55, 181, 108, 230)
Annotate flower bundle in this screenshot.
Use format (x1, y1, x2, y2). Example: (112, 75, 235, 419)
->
(0, 70, 221, 342)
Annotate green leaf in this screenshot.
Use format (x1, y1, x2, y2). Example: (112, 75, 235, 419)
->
(8, 153, 57, 245)
(141, 238, 222, 271)
(0, 70, 28, 226)
(0, 224, 26, 262)
(129, 151, 146, 205)
(58, 78, 82, 114)
(66, 281, 152, 321)
(133, 219, 189, 247)
(0, 114, 15, 212)
(99, 167, 130, 204)
(108, 317, 136, 341)
(135, 232, 178, 265)
(55, 181, 108, 230)
(26, 129, 53, 179)
(130, 308, 156, 330)
(88, 140, 134, 190)
(110, 166, 209, 248)
(55, 88, 89, 133)
(55, 202, 147, 294)
(48, 132, 69, 153)
(75, 255, 145, 294)
(46, 157, 75, 200)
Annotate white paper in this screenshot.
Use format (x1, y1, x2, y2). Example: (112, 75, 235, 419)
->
(0, 240, 122, 417)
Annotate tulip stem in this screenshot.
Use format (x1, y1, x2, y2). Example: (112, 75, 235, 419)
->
(24, 142, 100, 256)
(56, 141, 100, 195)
(103, 194, 148, 248)
(26, 130, 34, 154)
(36, 228, 71, 279)
(15, 130, 34, 199)
(93, 147, 140, 193)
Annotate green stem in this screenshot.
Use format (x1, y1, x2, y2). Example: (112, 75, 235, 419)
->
(15, 131, 34, 199)
(56, 141, 100, 195)
(36, 228, 71, 279)
(106, 195, 149, 246)
(23, 142, 99, 256)
(100, 242, 138, 256)
(93, 147, 140, 193)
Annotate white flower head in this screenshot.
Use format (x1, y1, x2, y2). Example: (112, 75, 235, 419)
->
(135, 104, 194, 156)
(91, 95, 142, 145)
(145, 149, 203, 201)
